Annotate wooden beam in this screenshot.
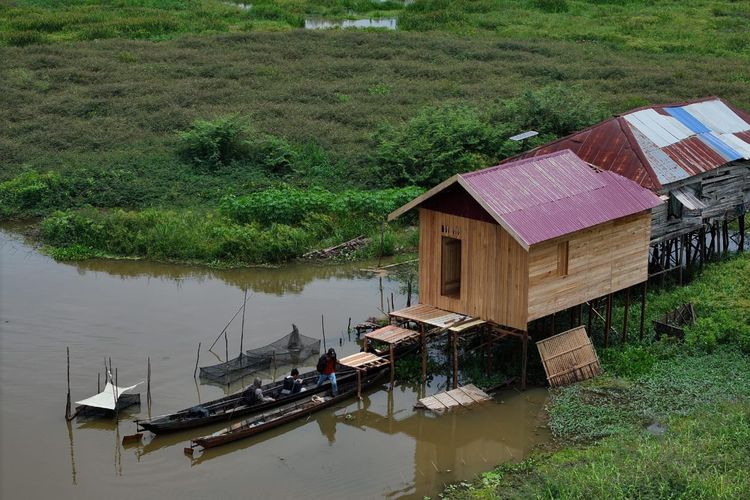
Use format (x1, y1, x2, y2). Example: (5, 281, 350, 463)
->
(623, 287, 630, 344)
(604, 293, 612, 347)
(420, 323, 426, 383)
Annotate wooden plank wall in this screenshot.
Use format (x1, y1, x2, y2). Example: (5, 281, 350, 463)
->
(419, 208, 528, 330)
(527, 211, 652, 321)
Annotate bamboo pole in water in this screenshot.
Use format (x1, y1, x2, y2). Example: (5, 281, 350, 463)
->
(193, 342, 201, 378)
(240, 289, 247, 354)
(321, 315, 327, 351)
(147, 357, 151, 405)
(66, 347, 72, 420)
(224, 331, 229, 363)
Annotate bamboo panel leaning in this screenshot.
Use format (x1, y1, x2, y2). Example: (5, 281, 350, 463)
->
(536, 326, 601, 387)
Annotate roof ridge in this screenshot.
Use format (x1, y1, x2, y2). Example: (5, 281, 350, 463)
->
(463, 149, 575, 178)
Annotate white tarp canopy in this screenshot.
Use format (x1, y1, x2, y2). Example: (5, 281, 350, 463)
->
(75, 381, 141, 410)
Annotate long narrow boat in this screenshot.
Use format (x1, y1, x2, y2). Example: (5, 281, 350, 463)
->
(138, 342, 417, 434)
(190, 369, 388, 450)
(136, 367, 355, 434)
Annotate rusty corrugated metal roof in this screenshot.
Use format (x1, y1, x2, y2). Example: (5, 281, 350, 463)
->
(459, 150, 662, 247)
(510, 97, 750, 191)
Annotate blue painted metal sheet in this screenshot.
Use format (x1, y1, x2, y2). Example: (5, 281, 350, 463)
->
(664, 107, 710, 134)
(697, 132, 742, 161)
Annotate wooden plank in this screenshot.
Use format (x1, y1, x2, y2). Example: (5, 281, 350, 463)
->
(433, 392, 461, 409)
(446, 388, 477, 407)
(418, 396, 447, 411)
(459, 384, 491, 402)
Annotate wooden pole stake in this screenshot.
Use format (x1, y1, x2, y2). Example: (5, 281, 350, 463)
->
(240, 289, 247, 354)
(623, 288, 630, 344)
(452, 332, 458, 390)
(66, 347, 72, 420)
(193, 342, 201, 378)
(521, 331, 528, 391)
(321, 314, 327, 351)
(147, 357, 151, 405)
(389, 344, 395, 390)
(420, 323, 426, 383)
(640, 281, 647, 340)
(224, 331, 229, 363)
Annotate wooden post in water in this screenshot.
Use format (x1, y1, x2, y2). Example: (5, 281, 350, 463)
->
(640, 281, 647, 340)
(321, 314, 327, 351)
(147, 357, 151, 405)
(66, 347, 72, 421)
(389, 344, 395, 390)
(357, 369, 362, 400)
(224, 331, 229, 363)
(240, 289, 247, 354)
(193, 342, 201, 378)
(452, 332, 459, 390)
(406, 279, 412, 308)
(420, 323, 426, 383)
(379, 277, 384, 313)
(391, 293, 395, 312)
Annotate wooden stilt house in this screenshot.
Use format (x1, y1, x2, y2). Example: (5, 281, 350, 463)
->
(510, 97, 750, 266)
(388, 150, 662, 332)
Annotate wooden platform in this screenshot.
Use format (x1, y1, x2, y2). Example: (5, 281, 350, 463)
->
(365, 325, 420, 345)
(338, 352, 390, 370)
(536, 326, 601, 387)
(389, 304, 484, 330)
(415, 384, 491, 413)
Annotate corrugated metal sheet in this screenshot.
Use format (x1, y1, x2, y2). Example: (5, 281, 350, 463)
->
(459, 150, 662, 246)
(672, 186, 707, 211)
(508, 97, 750, 192)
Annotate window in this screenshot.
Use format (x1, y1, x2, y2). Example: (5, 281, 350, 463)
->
(441, 236, 462, 298)
(557, 241, 569, 277)
(668, 193, 683, 220)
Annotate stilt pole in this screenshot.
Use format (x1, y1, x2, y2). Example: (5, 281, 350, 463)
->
(321, 314, 327, 352)
(389, 344, 395, 390)
(147, 357, 151, 405)
(739, 213, 746, 252)
(587, 301, 593, 335)
(357, 369, 362, 400)
(521, 330, 528, 391)
(452, 332, 458, 390)
(640, 280, 647, 340)
(420, 323, 426, 383)
(623, 288, 630, 344)
(604, 293, 612, 347)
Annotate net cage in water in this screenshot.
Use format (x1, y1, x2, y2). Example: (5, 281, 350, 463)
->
(199, 325, 321, 384)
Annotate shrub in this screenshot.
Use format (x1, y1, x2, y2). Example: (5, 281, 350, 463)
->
(177, 115, 251, 171)
(0, 171, 67, 218)
(495, 84, 609, 137)
(373, 104, 514, 187)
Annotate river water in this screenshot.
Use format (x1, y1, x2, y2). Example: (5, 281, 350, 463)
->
(0, 226, 550, 499)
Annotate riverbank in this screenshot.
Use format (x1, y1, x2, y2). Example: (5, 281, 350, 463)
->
(443, 253, 750, 498)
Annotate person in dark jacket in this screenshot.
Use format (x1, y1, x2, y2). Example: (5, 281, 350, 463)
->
(281, 368, 305, 396)
(316, 348, 338, 396)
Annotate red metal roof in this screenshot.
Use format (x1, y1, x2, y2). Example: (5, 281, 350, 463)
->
(460, 150, 662, 247)
(510, 97, 750, 191)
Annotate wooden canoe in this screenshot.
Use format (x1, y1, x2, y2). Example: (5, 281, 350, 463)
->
(191, 369, 389, 450)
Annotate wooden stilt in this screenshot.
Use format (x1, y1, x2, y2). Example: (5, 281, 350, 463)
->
(723, 217, 729, 255)
(700, 226, 706, 266)
(357, 369, 362, 400)
(452, 332, 458, 390)
(587, 300, 593, 335)
(604, 293, 612, 347)
(406, 279, 412, 307)
(739, 213, 746, 252)
(321, 314, 327, 352)
(389, 344, 395, 390)
(640, 281, 647, 340)
(623, 288, 630, 344)
(420, 323, 426, 383)
(521, 330, 528, 391)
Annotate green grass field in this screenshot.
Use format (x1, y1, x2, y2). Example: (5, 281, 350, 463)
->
(1, 1, 749, 263)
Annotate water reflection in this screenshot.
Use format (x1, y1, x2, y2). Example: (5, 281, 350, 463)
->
(305, 18, 398, 30)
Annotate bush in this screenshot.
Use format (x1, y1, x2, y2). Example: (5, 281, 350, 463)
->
(219, 186, 423, 226)
(373, 104, 514, 187)
(0, 171, 67, 218)
(177, 115, 251, 171)
(495, 84, 609, 137)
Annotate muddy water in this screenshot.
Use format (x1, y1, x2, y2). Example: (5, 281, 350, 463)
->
(0, 227, 550, 499)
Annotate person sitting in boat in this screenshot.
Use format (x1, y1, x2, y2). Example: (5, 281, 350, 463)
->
(280, 368, 305, 396)
(316, 348, 338, 396)
(243, 378, 274, 405)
